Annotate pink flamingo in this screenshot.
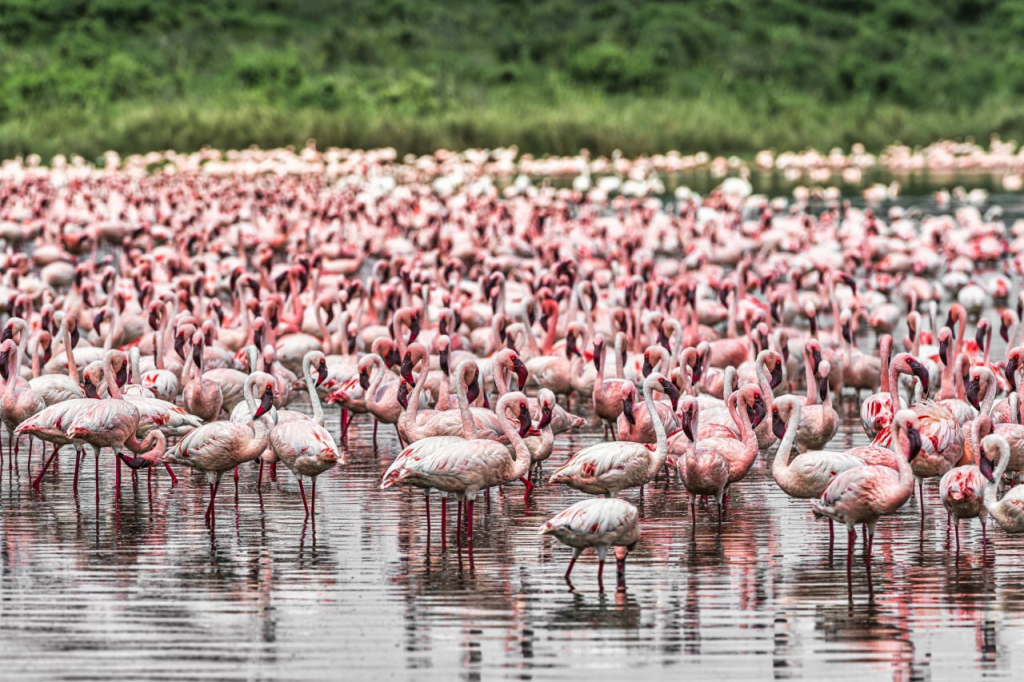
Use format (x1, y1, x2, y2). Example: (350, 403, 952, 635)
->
(539, 497, 640, 591)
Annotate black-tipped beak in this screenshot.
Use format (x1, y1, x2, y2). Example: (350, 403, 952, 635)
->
(966, 377, 980, 410)
(513, 358, 529, 390)
(642, 356, 653, 378)
(718, 286, 729, 306)
(692, 355, 704, 384)
(322, 305, 334, 326)
(661, 379, 680, 411)
(70, 325, 80, 349)
(359, 369, 370, 391)
(939, 337, 949, 363)
(1007, 357, 1019, 391)
(772, 410, 787, 440)
(192, 343, 202, 368)
(401, 354, 414, 384)
(539, 404, 553, 429)
(945, 312, 954, 330)
(906, 425, 922, 461)
(770, 362, 783, 389)
(811, 348, 822, 376)
(593, 342, 603, 372)
(397, 381, 409, 409)
(770, 300, 781, 324)
(408, 315, 420, 342)
(622, 392, 636, 425)
(118, 453, 154, 470)
(566, 332, 578, 359)
(92, 312, 105, 332)
(976, 325, 987, 352)
(817, 373, 829, 403)
(657, 327, 671, 350)
(466, 375, 481, 405)
(254, 386, 274, 418)
(116, 363, 128, 388)
(748, 395, 767, 429)
(174, 334, 186, 361)
(979, 452, 995, 482)
(0, 353, 7, 380)
(439, 347, 450, 376)
(1001, 318, 1010, 343)
(518, 403, 532, 439)
(908, 325, 916, 342)
(842, 321, 853, 344)
(317, 361, 328, 387)
(83, 377, 98, 399)
(909, 359, 930, 396)
(148, 311, 160, 331)
(681, 409, 694, 442)
(385, 348, 400, 369)
(539, 312, 549, 332)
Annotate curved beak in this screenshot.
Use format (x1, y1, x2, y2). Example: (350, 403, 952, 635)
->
(622, 392, 636, 425)
(317, 361, 328, 387)
(397, 381, 409, 409)
(174, 333, 186, 361)
(770, 361, 784, 389)
(517, 403, 532, 440)
(466, 375, 481, 405)
(192, 342, 203, 369)
(385, 347, 400, 370)
(1001, 318, 1010, 343)
(400, 354, 415, 384)
(976, 325, 987, 353)
(593, 342, 603, 372)
(817, 373, 829, 403)
(0, 352, 8, 380)
(906, 425, 922, 461)
(642, 356, 653, 378)
(118, 452, 155, 470)
(70, 325, 80, 349)
(909, 359, 930, 396)
(513, 358, 529, 390)
(680, 408, 694, 442)
(92, 312, 105, 332)
(538, 404, 553, 429)
(772, 410, 787, 440)
(407, 314, 420, 343)
(1008, 357, 1020, 392)
(748, 395, 767, 429)
(116, 363, 128, 388)
(966, 377, 981, 410)
(359, 369, 370, 391)
(254, 386, 274, 418)
(979, 451, 995, 482)
(439, 347, 450, 376)
(939, 337, 949, 363)
(566, 332, 578, 359)
(661, 379, 680, 411)
(692, 355, 704, 384)
(811, 348, 822, 376)
(83, 377, 98, 399)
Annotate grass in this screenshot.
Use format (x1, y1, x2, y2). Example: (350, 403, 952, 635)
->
(2, 1, 1023, 159)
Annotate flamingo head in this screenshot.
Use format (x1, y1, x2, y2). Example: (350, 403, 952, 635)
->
(976, 319, 990, 353)
(517, 399, 532, 439)
(679, 397, 697, 442)
(904, 356, 930, 396)
(938, 327, 952, 364)
(466, 369, 481, 405)
(1007, 355, 1021, 391)
(771, 403, 787, 440)
(438, 344, 450, 377)
(113, 353, 129, 388)
(622, 386, 636, 425)
(896, 411, 922, 462)
(691, 348, 705, 384)
(1000, 310, 1015, 342)
(316, 357, 328, 387)
(537, 392, 554, 430)
(744, 388, 767, 429)
(768, 352, 784, 389)
(660, 376, 680, 411)
(817, 361, 831, 402)
(68, 316, 80, 349)
(642, 350, 653, 378)
(565, 329, 579, 359)
(593, 335, 605, 372)
(966, 368, 981, 410)
(512, 355, 529, 389)
(400, 351, 415, 384)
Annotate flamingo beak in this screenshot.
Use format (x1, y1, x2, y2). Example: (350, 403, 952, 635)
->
(174, 334, 186, 361)
(681, 408, 694, 442)
(518, 403, 532, 439)
(966, 377, 981, 410)
(538, 404, 553, 429)
(661, 379, 680, 411)
(400, 354, 414, 384)
(254, 386, 274, 418)
(70, 325, 80, 349)
(397, 381, 409, 409)
(622, 392, 636, 425)
(657, 327, 671, 350)
(979, 452, 995, 482)
(748, 395, 767, 429)
(906, 425, 922, 461)
(811, 348, 822, 375)
(781, 344, 789, 363)
(439, 347, 450, 376)
(976, 325, 987, 352)
(116, 363, 128, 388)
(408, 315, 420, 343)
(359, 369, 370, 391)
(718, 287, 729, 306)
(118, 452, 154, 470)
(772, 409, 787, 439)
(593, 342, 603, 372)
(317, 361, 328, 387)
(642, 355, 653, 378)
(817, 373, 829, 403)
(92, 312, 105, 332)
(939, 337, 949, 363)
(692, 355, 704, 384)
(0, 352, 7, 380)
(909, 359, 930, 396)
(566, 332, 578, 359)
(466, 375, 481, 405)
(1001, 318, 1010, 343)
(770, 300, 781, 324)
(514, 358, 529, 390)
(1007, 357, 1020, 391)
(771, 361, 784, 389)
(385, 348, 400, 370)
(192, 342, 203, 368)
(83, 377, 98, 399)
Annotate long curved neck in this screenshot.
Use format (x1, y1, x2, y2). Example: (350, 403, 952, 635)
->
(63, 319, 79, 383)
(892, 423, 915, 487)
(315, 305, 331, 354)
(3, 348, 17, 402)
(754, 357, 774, 413)
(406, 357, 430, 427)
(642, 381, 668, 478)
(498, 406, 531, 478)
(130, 349, 142, 386)
(453, 365, 476, 439)
(729, 394, 757, 457)
(494, 357, 511, 395)
(772, 402, 803, 481)
(302, 358, 325, 426)
(365, 357, 386, 411)
(939, 342, 955, 400)
(614, 334, 626, 378)
(542, 306, 558, 355)
(889, 362, 901, 413)
(804, 351, 816, 404)
(981, 373, 997, 417)
(984, 442, 1012, 515)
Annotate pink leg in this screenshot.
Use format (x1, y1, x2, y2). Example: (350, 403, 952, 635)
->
(206, 480, 221, 525)
(441, 496, 448, 550)
(690, 499, 697, 530)
(311, 478, 317, 517)
(565, 548, 581, 581)
(467, 499, 475, 543)
(258, 460, 264, 485)
(954, 520, 960, 554)
(520, 476, 534, 501)
(234, 466, 239, 495)
(164, 463, 178, 485)
(32, 444, 60, 490)
(846, 528, 855, 584)
(270, 462, 277, 482)
(597, 559, 605, 592)
(863, 525, 872, 568)
(829, 518, 834, 544)
(425, 493, 431, 536)
(115, 454, 122, 500)
(73, 448, 82, 494)
(298, 479, 310, 517)
(373, 420, 379, 450)
(983, 519, 988, 547)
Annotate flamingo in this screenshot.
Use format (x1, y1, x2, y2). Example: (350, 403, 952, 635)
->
(979, 433, 1024, 533)
(539, 498, 640, 592)
(164, 372, 276, 527)
(0, 339, 45, 467)
(812, 410, 921, 591)
(673, 396, 730, 527)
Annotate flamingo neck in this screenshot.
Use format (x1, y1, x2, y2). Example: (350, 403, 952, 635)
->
(983, 441, 1011, 513)
(981, 372, 997, 417)
(365, 356, 385, 411)
(642, 379, 668, 478)
(302, 356, 325, 427)
(454, 363, 475, 440)
(939, 342, 955, 400)
(104, 353, 125, 400)
(804, 350, 816, 404)
(889, 362, 902, 415)
(772, 400, 802, 479)
(754, 356, 774, 413)
(880, 337, 891, 392)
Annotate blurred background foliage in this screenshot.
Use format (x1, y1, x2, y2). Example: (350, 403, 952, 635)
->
(0, 0, 1020, 158)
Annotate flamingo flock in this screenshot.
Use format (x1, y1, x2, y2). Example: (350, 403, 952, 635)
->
(2, 144, 1024, 597)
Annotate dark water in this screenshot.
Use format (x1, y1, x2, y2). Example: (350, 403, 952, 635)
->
(1, 395, 1022, 681)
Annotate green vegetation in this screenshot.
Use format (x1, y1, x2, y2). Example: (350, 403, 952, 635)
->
(1, 0, 1021, 159)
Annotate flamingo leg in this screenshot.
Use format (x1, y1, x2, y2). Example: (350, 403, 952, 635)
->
(520, 476, 534, 501)
(456, 499, 464, 548)
(846, 527, 855, 584)
(234, 466, 239, 495)
(829, 518, 834, 544)
(425, 492, 431, 537)
(298, 479, 310, 517)
(270, 461, 277, 481)
(94, 447, 99, 504)
(205, 480, 221, 525)
(597, 559, 605, 592)
(565, 547, 582, 582)
(954, 519, 960, 555)
(982, 518, 987, 547)
(164, 462, 178, 485)
(73, 448, 82, 495)
(717, 498, 724, 528)
(258, 459, 264, 486)
(690, 498, 697, 530)
(616, 553, 627, 591)
(441, 496, 447, 551)
(467, 499, 475, 543)
(115, 453, 122, 500)
(862, 524, 872, 568)
(311, 478, 317, 517)
(32, 444, 60, 490)
(373, 420, 379, 450)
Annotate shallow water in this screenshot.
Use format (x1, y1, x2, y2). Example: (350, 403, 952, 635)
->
(0, 395, 1022, 682)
